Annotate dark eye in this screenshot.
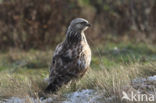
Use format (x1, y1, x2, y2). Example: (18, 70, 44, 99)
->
(80, 22, 86, 25)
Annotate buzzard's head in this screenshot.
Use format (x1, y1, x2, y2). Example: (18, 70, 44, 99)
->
(68, 18, 91, 32)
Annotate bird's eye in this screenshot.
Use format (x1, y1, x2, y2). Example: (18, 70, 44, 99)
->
(80, 22, 86, 25)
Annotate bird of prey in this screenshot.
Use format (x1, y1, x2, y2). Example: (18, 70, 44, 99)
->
(45, 18, 91, 93)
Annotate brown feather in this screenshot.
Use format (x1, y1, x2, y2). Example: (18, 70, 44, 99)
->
(45, 18, 91, 93)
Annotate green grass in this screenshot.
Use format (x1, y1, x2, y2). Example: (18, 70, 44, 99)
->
(0, 42, 156, 102)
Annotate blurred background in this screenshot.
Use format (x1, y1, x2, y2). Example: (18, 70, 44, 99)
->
(0, 0, 156, 102)
(0, 0, 155, 50)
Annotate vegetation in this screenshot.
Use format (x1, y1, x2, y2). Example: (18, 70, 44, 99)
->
(0, 42, 155, 102)
(0, 0, 156, 49)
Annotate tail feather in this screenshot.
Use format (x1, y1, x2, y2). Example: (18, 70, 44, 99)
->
(44, 75, 75, 93)
(44, 77, 64, 93)
(44, 83, 58, 93)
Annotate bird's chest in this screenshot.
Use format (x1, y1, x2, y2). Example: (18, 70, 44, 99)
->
(55, 42, 91, 70)
(77, 44, 91, 69)
(65, 43, 91, 69)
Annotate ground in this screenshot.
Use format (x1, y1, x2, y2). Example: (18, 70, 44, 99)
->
(0, 41, 156, 103)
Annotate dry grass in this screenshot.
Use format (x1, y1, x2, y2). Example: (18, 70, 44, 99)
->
(0, 43, 155, 102)
(0, 61, 155, 103)
(61, 61, 156, 92)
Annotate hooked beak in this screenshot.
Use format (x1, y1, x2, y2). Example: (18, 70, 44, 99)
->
(86, 23, 91, 27)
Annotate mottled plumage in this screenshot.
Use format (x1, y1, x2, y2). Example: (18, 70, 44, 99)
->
(45, 18, 91, 93)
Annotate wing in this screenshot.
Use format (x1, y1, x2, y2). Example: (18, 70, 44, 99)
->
(49, 43, 63, 72)
(48, 42, 76, 82)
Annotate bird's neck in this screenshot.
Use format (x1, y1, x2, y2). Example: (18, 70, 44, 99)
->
(65, 28, 87, 45)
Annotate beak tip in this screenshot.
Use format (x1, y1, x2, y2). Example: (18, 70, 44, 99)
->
(87, 23, 91, 27)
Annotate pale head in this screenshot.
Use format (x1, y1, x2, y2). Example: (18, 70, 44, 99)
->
(68, 18, 91, 32)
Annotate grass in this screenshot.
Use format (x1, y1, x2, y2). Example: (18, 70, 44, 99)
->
(0, 42, 156, 102)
